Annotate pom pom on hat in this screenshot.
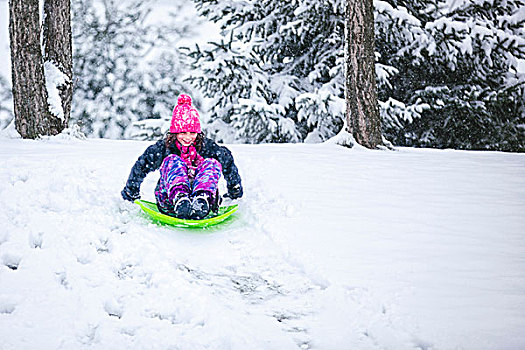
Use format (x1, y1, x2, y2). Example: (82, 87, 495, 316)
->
(177, 94, 192, 106)
(170, 94, 201, 133)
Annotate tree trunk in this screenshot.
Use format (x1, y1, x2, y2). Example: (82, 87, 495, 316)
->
(9, 0, 55, 138)
(43, 0, 73, 128)
(345, 0, 383, 149)
(9, 0, 72, 139)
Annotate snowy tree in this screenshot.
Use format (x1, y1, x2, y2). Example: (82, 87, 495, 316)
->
(187, 0, 345, 143)
(376, 0, 525, 151)
(0, 76, 13, 130)
(71, 0, 197, 139)
(345, 0, 383, 148)
(43, 0, 73, 126)
(8, 0, 72, 138)
(124, 51, 197, 140)
(188, 0, 524, 151)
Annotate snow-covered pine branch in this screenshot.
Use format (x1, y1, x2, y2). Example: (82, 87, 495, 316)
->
(188, 0, 524, 150)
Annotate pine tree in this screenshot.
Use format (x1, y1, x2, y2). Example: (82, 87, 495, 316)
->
(377, 0, 525, 151)
(345, 0, 383, 148)
(189, 0, 525, 151)
(187, 0, 345, 143)
(125, 51, 196, 140)
(71, 0, 196, 139)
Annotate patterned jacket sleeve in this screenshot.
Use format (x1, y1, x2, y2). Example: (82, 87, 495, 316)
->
(122, 140, 166, 198)
(202, 138, 242, 192)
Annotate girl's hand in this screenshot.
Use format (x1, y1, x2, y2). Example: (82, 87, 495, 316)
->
(121, 188, 140, 202)
(225, 183, 243, 199)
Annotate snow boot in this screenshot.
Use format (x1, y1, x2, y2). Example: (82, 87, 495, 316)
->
(173, 193, 191, 219)
(190, 191, 212, 220)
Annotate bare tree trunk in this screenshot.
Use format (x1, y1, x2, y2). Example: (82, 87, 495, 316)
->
(9, 0, 72, 139)
(43, 0, 73, 127)
(345, 0, 383, 149)
(9, 0, 54, 138)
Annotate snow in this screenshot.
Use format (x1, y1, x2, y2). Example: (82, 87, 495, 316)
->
(43, 61, 69, 120)
(1, 137, 524, 349)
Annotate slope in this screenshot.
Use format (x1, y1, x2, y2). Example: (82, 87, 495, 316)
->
(0, 137, 524, 349)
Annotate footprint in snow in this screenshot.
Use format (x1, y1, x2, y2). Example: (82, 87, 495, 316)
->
(0, 299, 16, 314)
(29, 231, 44, 249)
(2, 252, 22, 270)
(104, 298, 124, 319)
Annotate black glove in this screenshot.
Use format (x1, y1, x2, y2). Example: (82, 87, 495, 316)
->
(121, 187, 140, 202)
(225, 183, 243, 199)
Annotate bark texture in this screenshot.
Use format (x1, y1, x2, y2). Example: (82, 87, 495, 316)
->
(43, 0, 73, 127)
(9, 0, 72, 139)
(345, 0, 383, 149)
(9, 0, 54, 138)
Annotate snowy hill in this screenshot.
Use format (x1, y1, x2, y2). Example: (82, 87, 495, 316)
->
(0, 137, 524, 349)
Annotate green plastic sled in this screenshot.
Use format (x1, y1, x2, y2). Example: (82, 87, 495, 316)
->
(135, 199, 238, 228)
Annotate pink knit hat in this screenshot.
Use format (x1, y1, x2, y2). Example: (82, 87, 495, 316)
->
(169, 94, 201, 133)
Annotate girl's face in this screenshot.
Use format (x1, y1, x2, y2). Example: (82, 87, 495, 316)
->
(176, 132, 198, 146)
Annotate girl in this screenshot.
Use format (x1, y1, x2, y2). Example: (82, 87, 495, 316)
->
(121, 94, 243, 220)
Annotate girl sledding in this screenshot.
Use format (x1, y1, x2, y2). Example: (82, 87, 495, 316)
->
(121, 94, 243, 221)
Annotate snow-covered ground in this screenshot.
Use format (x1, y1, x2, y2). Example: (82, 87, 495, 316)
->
(0, 135, 524, 349)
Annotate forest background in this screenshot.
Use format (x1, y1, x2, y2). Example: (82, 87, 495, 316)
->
(0, 0, 524, 151)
